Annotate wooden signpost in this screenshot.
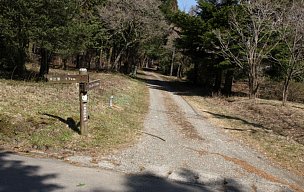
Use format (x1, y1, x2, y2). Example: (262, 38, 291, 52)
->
(46, 68, 101, 135)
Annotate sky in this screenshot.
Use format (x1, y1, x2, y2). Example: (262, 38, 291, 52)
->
(177, 0, 197, 12)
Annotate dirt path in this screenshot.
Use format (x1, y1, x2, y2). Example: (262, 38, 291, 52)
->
(100, 71, 304, 192)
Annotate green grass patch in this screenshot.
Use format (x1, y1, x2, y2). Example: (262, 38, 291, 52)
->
(0, 69, 149, 157)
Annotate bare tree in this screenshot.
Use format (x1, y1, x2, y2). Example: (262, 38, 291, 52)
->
(271, 1, 304, 106)
(215, 0, 283, 100)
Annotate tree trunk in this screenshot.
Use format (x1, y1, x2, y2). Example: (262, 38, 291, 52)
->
(142, 56, 147, 68)
(223, 70, 234, 97)
(15, 22, 27, 76)
(193, 62, 199, 84)
(108, 47, 113, 70)
(248, 64, 259, 100)
(146, 58, 149, 68)
(170, 47, 175, 76)
(63, 58, 67, 70)
(84, 51, 91, 69)
(39, 48, 49, 77)
(76, 54, 81, 69)
(282, 73, 292, 106)
(98, 49, 104, 70)
(177, 63, 182, 79)
(113, 51, 123, 71)
(16, 48, 26, 75)
(213, 70, 222, 95)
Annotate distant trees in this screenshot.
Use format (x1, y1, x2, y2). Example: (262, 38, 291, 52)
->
(172, 0, 304, 104)
(215, 0, 304, 104)
(0, 0, 107, 76)
(99, 0, 168, 73)
(172, 0, 237, 94)
(1, 0, 302, 105)
(0, 0, 168, 76)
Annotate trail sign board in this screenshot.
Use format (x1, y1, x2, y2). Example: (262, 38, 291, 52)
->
(45, 69, 100, 135)
(46, 74, 89, 83)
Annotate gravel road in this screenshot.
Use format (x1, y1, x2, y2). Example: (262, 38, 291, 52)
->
(98, 71, 304, 192)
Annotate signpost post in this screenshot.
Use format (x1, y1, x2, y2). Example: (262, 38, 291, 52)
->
(79, 68, 88, 135)
(46, 68, 100, 135)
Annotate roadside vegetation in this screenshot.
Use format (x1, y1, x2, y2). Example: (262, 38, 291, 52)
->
(0, 65, 149, 158)
(185, 95, 304, 176)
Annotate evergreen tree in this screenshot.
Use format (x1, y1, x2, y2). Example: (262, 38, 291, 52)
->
(0, 0, 107, 77)
(0, 0, 34, 75)
(172, 0, 236, 94)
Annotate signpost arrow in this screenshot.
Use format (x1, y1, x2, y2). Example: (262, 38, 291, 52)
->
(87, 79, 101, 90)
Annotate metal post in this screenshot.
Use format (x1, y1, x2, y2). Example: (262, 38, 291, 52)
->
(109, 95, 114, 107)
(79, 68, 88, 135)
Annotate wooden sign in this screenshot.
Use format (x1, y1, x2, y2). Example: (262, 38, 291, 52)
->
(87, 79, 101, 90)
(46, 74, 89, 83)
(45, 69, 99, 135)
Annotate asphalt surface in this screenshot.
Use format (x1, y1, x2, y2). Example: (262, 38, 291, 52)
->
(0, 151, 207, 192)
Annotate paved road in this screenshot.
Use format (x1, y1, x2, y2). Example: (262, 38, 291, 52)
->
(1, 71, 303, 192)
(0, 151, 207, 192)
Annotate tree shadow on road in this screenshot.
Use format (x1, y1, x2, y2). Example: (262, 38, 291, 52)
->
(90, 169, 243, 192)
(0, 151, 63, 192)
(140, 77, 209, 97)
(135, 71, 267, 131)
(135, 71, 211, 97)
(203, 111, 265, 130)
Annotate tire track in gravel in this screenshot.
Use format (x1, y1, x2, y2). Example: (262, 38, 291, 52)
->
(163, 92, 204, 141)
(99, 71, 304, 192)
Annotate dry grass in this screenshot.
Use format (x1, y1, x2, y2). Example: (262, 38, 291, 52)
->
(184, 95, 304, 176)
(0, 66, 149, 159)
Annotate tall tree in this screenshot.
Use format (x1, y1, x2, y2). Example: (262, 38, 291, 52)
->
(270, 1, 304, 105)
(173, 0, 236, 94)
(215, 0, 283, 99)
(31, 0, 80, 76)
(0, 0, 34, 75)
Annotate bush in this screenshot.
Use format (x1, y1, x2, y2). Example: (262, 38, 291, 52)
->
(259, 80, 304, 104)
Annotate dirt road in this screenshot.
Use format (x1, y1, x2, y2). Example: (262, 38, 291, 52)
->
(100, 71, 304, 192)
(2, 71, 303, 192)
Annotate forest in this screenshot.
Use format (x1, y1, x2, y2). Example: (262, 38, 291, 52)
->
(1, 0, 304, 105)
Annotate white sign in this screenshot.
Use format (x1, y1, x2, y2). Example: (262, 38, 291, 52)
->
(82, 95, 88, 102)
